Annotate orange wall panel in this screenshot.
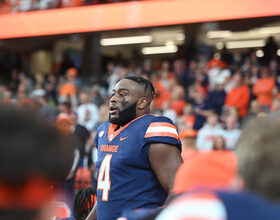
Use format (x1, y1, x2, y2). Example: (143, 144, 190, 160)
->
(1, 0, 280, 39)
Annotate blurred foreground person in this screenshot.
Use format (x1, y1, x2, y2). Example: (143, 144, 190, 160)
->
(156, 118, 280, 220)
(120, 151, 237, 220)
(0, 106, 74, 220)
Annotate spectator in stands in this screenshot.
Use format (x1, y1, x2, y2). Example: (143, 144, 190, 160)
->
(269, 59, 280, 79)
(37, 94, 57, 121)
(45, 74, 58, 104)
(106, 64, 128, 96)
(56, 113, 85, 211)
(181, 59, 197, 87)
(17, 92, 37, 110)
(92, 102, 109, 132)
(222, 115, 241, 150)
(34, 72, 45, 89)
(242, 99, 261, 126)
(153, 75, 177, 110)
(0, 0, 12, 14)
(161, 100, 177, 124)
(18, 72, 33, 95)
(179, 129, 197, 162)
(70, 111, 90, 154)
(208, 66, 231, 92)
(196, 113, 223, 151)
(225, 71, 250, 118)
(178, 103, 196, 130)
(263, 36, 278, 65)
(8, 69, 20, 96)
(0, 86, 12, 104)
(89, 85, 105, 107)
(207, 78, 226, 116)
(169, 85, 187, 116)
(193, 90, 213, 130)
(171, 59, 187, 81)
(77, 91, 99, 132)
(59, 68, 78, 107)
(142, 59, 154, 77)
(0, 105, 73, 220)
(212, 135, 226, 151)
(58, 101, 72, 115)
(253, 67, 275, 111)
(269, 98, 280, 119)
(249, 64, 260, 86)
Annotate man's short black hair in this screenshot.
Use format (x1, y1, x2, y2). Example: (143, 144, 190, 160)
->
(124, 75, 155, 99)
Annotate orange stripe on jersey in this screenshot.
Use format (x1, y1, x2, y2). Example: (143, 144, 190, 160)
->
(148, 122, 177, 129)
(145, 122, 179, 139)
(145, 131, 179, 140)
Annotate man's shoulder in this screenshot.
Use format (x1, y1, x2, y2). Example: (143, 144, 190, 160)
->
(143, 114, 180, 147)
(129, 114, 175, 129)
(146, 114, 176, 125)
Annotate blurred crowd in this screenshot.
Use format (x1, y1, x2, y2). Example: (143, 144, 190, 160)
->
(1, 43, 280, 218)
(0, 0, 142, 14)
(1, 46, 280, 155)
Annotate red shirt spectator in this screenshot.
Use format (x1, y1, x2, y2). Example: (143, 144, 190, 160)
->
(225, 73, 250, 117)
(253, 68, 275, 106)
(169, 85, 187, 115)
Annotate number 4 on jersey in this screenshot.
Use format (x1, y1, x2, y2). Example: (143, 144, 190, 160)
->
(97, 154, 112, 201)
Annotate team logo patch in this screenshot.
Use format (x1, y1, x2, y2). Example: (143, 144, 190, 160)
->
(99, 130, 104, 138)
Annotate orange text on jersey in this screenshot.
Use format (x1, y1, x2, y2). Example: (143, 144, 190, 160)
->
(100, 145, 119, 153)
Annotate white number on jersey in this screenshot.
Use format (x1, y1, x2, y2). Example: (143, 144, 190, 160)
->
(97, 154, 112, 201)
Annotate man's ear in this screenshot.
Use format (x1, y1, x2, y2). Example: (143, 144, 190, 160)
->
(138, 98, 148, 110)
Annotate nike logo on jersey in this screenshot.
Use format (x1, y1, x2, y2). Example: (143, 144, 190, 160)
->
(120, 136, 129, 141)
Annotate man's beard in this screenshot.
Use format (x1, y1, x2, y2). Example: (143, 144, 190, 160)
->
(109, 102, 137, 126)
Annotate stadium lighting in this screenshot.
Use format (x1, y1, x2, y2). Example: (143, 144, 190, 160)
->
(258, 27, 280, 35)
(100, 35, 152, 46)
(256, 50, 264, 57)
(165, 40, 175, 46)
(225, 40, 265, 49)
(207, 30, 232, 39)
(142, 45, 178, 55)
(177, 33, 185, 41)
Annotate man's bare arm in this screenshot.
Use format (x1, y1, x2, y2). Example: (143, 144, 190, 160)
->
(149, 143, 183, 196)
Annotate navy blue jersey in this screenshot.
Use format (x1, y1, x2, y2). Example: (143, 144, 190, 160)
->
(94, 114, 181, 220)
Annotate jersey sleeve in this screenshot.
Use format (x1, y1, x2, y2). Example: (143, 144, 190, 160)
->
(143, 116, 181, 150)
(94, 122, 107, 150)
